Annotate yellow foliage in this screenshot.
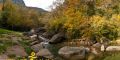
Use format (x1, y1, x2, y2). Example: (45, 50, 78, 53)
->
(48, 0, 120, 40)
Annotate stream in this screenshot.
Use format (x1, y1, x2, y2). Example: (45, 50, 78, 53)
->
(38, 35, 64, 60)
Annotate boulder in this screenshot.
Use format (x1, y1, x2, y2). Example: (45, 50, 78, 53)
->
(36, 49, 53, 59)
(0, 54, 9, 60)
(58, 46, 89, 60)
(49, 32, 66, 44)
(29, 34, 37, 39)
(42, 31, 56, 39)
(92, 43, 102, 52)
(34, 27, 46, 34)
(106, 46, 120, 51)
(30, 27, 46, 34)
(6, 45, 28, 57)
(29, 34, 45, 42)
(92, 43, 105, 54)
(92, 43, 101, 48)
(31, 43, 45, 52)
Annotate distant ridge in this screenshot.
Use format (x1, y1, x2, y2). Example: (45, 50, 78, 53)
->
(27, 7, 48, 13)
(0, 0, 47, 12)
(12, 0, 25, 6)
(0, 0, 25, 6)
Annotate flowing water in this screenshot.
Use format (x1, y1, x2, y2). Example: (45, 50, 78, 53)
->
(38, 35, 64, 60)
(37, 36, 93, 60)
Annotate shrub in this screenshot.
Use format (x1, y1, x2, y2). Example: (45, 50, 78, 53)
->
(103, 52, 120, 60)
(90, 15, 118, 40)
(47, 0, 120, 41)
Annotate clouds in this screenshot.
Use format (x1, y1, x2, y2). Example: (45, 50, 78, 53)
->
(23, 0, 56, 11)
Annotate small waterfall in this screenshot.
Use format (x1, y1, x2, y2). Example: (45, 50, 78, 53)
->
(38, 35, 63, 60)
(38, 35, 50, 48)
(38, 35, 49, 42)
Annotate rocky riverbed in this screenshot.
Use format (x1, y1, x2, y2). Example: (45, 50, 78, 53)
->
(1, 28, 120, 60)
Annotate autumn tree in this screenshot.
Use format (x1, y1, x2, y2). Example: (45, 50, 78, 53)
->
(0, 0, 43, 31)
(47, 0, 119, 41)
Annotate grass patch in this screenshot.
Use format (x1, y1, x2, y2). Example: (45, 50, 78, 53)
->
(103, 52, 120, 60)
(93, 52, 120, 60)
(0, 40, 16, 54)
(0, 28, 14, 34)
(19, 40, 33, 55)
(0, 28, 21, 35)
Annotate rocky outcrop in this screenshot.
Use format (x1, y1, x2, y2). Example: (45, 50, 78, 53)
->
(58, 46, 89, 60)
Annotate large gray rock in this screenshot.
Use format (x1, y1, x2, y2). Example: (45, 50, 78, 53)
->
(36, 49, 53, 59)
(49, 32, 65, 44)
(58, 46, 89, 60)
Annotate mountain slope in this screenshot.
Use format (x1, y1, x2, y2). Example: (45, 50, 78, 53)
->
(0, 0, 47, 12)
(12, 0, 25, 6)
(27, 7, 48, 13)
(0, 0, 25, 6)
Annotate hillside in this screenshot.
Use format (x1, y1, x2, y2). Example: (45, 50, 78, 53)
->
(12, 0, 25, 6)
(0, 0, 25, 6)
(0, 0, 47, 12)
(27, 7, 48, 14)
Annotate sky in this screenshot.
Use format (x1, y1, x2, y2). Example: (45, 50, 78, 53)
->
(23, 0, 56, 11)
